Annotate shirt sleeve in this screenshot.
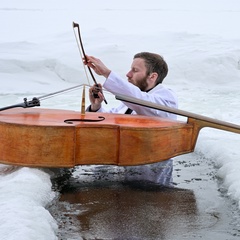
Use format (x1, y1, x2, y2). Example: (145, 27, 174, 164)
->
(103, 72, 178, 119)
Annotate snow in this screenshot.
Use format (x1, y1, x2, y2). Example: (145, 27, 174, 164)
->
(0, 0, 240, 239)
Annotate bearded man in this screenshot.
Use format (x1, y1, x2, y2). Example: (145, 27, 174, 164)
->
(85, 52, 178, 186)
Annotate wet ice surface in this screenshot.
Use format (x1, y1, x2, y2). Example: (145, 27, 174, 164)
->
(48, 153, 240, 240)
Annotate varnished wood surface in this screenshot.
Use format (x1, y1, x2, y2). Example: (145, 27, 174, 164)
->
(0, 108, 194, 167)
(116, 94, 240, 134)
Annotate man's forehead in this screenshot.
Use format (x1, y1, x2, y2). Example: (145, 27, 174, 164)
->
(131, 58, 146, 68)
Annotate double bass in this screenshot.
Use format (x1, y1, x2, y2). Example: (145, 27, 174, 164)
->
(0, 93, 239, 167)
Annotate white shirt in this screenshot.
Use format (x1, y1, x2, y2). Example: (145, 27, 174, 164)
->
(95, 71, 178, 120)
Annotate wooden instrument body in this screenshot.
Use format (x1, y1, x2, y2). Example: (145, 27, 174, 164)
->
(0, 108, 195, 167)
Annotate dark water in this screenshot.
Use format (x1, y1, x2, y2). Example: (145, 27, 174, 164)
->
(48, 154, 240, 240)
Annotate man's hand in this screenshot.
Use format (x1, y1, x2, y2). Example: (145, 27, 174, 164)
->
(84, 55, 111, 78)
(89, 84, 104, 111)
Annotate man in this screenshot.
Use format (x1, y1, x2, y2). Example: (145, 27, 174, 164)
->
(85, 52, 178, 186)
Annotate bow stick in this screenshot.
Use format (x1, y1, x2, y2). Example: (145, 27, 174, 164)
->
(72, 22, 107, 104)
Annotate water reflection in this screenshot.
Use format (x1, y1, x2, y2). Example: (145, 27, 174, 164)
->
(49, 166, 201, 240)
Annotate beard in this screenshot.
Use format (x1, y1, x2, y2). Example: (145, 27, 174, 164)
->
(135, 76, 148, 92)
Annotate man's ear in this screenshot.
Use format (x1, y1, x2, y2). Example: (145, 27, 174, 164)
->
(148, 72, 158, 85)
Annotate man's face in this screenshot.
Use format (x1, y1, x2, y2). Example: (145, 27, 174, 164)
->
(126, 58, 149, 91)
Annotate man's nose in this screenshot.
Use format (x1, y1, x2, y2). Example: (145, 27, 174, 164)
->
(126, 71, 132, 78)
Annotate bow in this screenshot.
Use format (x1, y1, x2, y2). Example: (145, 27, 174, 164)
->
(72, 22, 107, 104)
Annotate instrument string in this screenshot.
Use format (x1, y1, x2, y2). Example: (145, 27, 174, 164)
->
(38, 84, 89, 101)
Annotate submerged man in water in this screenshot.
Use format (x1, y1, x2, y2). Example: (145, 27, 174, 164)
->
(84, 52, 178, 186)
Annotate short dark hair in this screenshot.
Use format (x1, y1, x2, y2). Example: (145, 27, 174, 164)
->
(134, 52, 168, 85)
